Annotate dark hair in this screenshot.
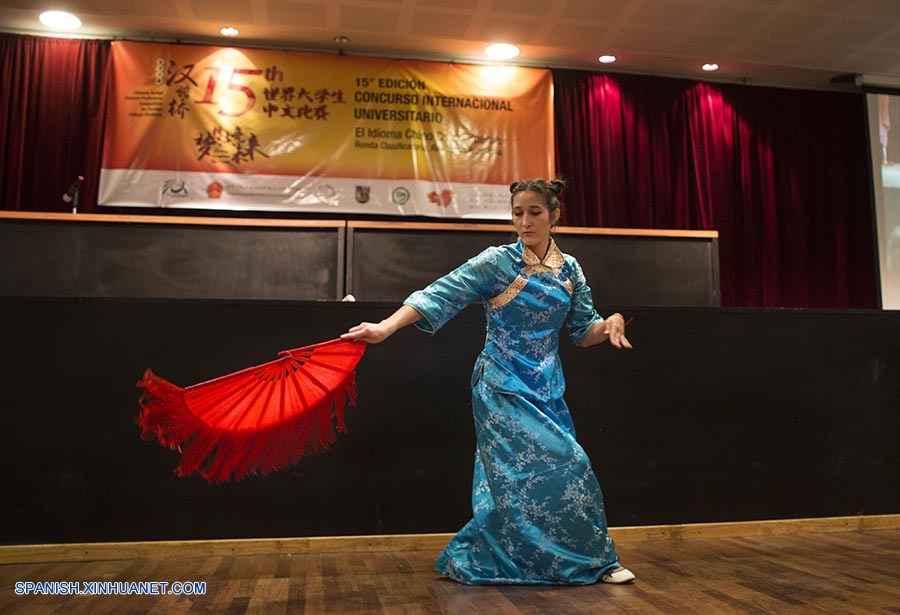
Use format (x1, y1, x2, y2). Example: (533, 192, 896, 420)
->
(509, 178, 566, 218)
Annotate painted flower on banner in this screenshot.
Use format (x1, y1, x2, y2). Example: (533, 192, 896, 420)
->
(427, 189, 455, 207)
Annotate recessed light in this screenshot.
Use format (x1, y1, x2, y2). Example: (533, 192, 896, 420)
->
(39, 10, 81, 31)
(702, 63, 719, 72)
(334, 35, 351, 44)
(220, 26, 239, 37)
(484, 43, 520, 61)
(598, 55, 617, 64)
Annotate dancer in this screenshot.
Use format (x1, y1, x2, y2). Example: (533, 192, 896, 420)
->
(343, 178, 634, 585)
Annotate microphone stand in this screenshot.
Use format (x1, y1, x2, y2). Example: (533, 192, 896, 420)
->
(62, 175, 84, 214)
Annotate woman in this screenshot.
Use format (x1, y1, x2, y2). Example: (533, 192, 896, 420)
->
(342, 178, 634, 585)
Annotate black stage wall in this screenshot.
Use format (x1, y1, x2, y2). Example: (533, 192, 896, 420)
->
(1, 298, 898, 545)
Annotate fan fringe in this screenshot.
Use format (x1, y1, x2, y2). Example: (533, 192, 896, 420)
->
(137, 369, 359, 483)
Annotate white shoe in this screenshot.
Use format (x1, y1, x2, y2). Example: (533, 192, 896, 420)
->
(601, 567, 635, 584)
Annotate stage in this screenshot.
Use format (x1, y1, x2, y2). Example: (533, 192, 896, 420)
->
(1, 526, 898, 613)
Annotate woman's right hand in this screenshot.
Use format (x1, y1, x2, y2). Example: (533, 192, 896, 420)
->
(340, 305, 422, 344)
(341, 321, 392, 344)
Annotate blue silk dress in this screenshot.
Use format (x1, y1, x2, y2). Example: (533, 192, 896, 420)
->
(404, 238, 620, 585)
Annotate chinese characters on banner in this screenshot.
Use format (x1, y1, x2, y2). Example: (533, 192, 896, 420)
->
(99, 42, 554, 218)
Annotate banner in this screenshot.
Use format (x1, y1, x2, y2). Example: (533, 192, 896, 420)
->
(99, 42, 554, 218)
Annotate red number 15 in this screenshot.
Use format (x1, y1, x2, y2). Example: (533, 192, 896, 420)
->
(195, 66, 263, 117)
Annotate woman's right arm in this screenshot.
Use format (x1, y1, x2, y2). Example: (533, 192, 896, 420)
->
(344, 247, 495, 343)
(340, 305, 423, 344)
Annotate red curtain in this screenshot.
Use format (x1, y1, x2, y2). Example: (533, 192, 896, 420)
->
(0, 34, 110, 213)
(553, 70, 877, 308)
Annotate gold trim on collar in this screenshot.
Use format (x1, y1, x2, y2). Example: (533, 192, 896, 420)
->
(522, 237, 565, 273)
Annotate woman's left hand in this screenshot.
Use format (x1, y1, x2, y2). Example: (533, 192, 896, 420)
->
(606, 313, 633, 350)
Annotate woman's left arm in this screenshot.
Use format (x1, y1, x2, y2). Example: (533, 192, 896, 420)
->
(565, 257, 633, 350)
(576, 313, 633, 350)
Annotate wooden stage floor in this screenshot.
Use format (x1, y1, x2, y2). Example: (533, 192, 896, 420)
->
(1, 529, 898, 614)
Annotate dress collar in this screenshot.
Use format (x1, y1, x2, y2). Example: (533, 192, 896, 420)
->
(521, 237, 565, 270)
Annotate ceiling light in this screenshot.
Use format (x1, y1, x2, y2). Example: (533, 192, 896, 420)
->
(220, 27, 239, 37)
(39, 10, 81, 31)
(598, 55, 617, 64)
(484, 43, 520, 61)
(702, 63, 719, 72)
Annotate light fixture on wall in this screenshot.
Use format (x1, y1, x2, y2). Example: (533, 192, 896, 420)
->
(702, 63, 719, 72)
(220, 27, 239, 37)
(598, 55, 617, 64)
(333, 35, 351, 55)
(39, 10, 82, 31)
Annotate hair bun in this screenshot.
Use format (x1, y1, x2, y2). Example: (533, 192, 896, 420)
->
(509, 181, 521, 193)
(548, 178, 566, 195)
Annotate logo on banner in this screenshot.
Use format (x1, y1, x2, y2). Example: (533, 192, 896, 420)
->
(355, 185, 371, 203)
(161, 180, 189, 199)
(206, 182, 223, 199)
(391, 187, 411, 205)
(427, 188, 455, 207)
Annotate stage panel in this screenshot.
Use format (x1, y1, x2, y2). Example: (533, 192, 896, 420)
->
(0, 298, 897, 545)
(347, 221, 720, 306)
(0, 213, 345, 301)
(0, 214, 719, 306)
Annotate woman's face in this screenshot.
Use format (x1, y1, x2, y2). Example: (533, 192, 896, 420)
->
(512, 190, 559, 254)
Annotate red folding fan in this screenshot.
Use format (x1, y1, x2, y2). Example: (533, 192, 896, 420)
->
(137, 338, 366, 483)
